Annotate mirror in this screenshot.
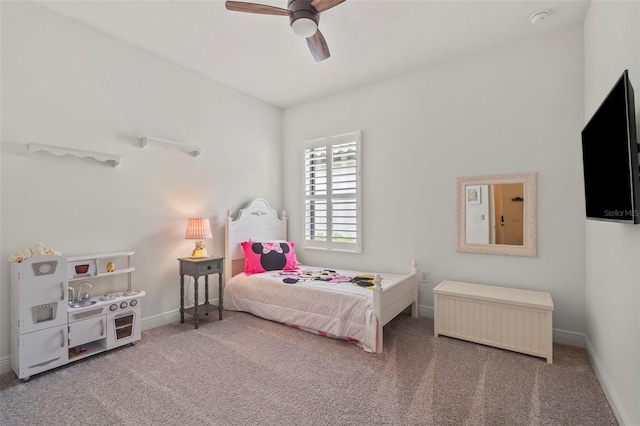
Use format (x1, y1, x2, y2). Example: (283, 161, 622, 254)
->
(465, 183, 524, 245)
(456, 172, 537, 256)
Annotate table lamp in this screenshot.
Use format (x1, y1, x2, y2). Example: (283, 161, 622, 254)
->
(185, 218, 212, 258)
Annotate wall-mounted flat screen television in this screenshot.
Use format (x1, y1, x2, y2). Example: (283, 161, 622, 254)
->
(581, 70, 639, 223)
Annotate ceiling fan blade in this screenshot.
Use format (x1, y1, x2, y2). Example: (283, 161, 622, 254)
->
(310, 0, 345, 13)
(225, 1, 291, 16)
(306, 30, 330, 62)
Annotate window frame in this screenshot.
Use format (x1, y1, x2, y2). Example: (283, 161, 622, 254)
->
(302, 131, 362, 253)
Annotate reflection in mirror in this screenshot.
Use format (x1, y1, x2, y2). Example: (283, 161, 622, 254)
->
(456, 172, 536, 257)
(465, 184, 524, 245)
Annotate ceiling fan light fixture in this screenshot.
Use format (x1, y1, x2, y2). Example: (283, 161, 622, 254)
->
(291, 17, 318, 38)
(225, 0, 338, 61)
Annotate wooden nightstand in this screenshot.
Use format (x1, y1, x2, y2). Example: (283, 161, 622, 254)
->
(178, 256, 224, 329)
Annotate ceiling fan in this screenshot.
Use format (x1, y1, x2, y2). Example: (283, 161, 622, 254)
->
(225, 0, 346, 62)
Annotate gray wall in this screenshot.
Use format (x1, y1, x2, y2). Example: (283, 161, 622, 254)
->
(0, 1, 283, 364)
(584, 1, 640, 424)
(283, 26, 586, 334)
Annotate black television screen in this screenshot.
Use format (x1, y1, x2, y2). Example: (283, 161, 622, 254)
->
(581, 70, 639, 223)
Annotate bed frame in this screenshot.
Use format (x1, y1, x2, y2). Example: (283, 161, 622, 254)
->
(224, 198, 419, 353)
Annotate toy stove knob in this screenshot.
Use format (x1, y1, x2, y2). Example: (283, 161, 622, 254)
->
(109, 304, 118, 311)
(129, 299, 138, 307)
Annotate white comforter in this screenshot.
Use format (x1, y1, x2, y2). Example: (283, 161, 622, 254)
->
(224, 267, 406, 352)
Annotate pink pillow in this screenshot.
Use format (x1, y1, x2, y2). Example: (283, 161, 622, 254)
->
(241, 241, 297, 275)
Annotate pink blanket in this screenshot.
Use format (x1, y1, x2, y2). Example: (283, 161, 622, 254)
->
(224, 266, 403, 352)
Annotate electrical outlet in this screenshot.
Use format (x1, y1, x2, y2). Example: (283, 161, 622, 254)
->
(420, 270, 429, 283)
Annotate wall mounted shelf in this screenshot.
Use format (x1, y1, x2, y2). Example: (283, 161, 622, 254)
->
(28, 143, 121, 167)
(140, 136, 201, 157)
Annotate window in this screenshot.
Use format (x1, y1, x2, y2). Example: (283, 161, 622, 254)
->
(303, 131, 361, 252)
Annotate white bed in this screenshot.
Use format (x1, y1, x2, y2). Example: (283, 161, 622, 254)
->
(223, 198, 419, 353)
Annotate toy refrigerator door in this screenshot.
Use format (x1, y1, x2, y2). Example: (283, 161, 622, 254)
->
(16, 326, 68, 379)
(15, 255, 68, 334)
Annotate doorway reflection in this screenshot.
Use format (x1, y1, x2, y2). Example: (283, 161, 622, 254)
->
(465, 183, 524, 246)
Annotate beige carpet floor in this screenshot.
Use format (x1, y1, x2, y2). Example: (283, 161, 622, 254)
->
(0, 311, 617, 425)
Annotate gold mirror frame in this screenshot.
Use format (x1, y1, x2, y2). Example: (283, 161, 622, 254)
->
(456, 172, 537, 257)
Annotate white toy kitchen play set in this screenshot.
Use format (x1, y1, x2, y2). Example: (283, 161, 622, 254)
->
(10, 251, 145, 382)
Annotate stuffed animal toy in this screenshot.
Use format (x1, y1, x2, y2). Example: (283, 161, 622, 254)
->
(8, 243, 61, 263)
(191, 240, 209, 258)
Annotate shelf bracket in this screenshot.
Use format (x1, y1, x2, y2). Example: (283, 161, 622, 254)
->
(140, 136, 202, 157)
(28, 143, 121, 167)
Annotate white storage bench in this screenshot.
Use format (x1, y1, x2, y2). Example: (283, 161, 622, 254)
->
(434, 280, 554, 363)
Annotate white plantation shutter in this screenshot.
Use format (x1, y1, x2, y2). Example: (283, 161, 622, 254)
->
(304, 131, 361, 252)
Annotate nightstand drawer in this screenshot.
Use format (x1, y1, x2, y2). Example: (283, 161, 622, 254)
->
(178, 256, 223, 277)
(197, 259, 222, 275)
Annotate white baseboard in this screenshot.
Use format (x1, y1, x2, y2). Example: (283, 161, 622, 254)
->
(1, 355, 11, 375)
(552, 327, 586, 348)
(418, 304, 586, 347)
(585, 336, 632, 426)
(141, 309, 181, 331)
(141, 298, 220, 331)
(418, 304, 434, 318)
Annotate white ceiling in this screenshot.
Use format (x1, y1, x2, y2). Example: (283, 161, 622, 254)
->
(34, 0, 589, 108)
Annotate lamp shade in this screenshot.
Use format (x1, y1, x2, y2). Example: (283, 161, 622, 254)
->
(184, 218, 212, 240)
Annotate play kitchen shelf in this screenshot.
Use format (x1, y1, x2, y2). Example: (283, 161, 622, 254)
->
(10, 251, 144, 382)
(67, 251, 135, 283)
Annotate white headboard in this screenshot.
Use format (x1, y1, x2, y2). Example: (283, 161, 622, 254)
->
(224, 198, 287, 282)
